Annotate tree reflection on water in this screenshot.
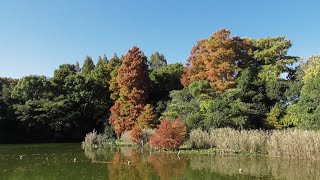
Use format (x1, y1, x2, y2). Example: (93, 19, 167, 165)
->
(83, 147, 320, 180)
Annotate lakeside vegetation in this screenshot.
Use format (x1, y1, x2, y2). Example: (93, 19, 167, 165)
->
(1, 29, 320, 159)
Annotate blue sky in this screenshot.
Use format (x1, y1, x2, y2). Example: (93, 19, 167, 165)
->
(0, 0, 320, 78)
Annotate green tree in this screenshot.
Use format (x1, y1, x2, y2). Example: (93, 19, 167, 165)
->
(149, 52, 167, 70)
(81, 56, 95, 75)
(149, 63, 184, 105)
(108, 53, 122, 101)
(282, 56, 320, 129)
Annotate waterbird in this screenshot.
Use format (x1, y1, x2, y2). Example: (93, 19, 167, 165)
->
(127, 161, 131, 165)
(19, 155, 23, 160)
(74, 158, 77, 162)
(239, 168, 242, 173)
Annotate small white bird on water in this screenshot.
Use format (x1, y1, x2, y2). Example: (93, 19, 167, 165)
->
(74, 158, 76, 162)
(20, 155, 23, 160)
(127, 161, 131, 165)
(239, 168, 242, 173)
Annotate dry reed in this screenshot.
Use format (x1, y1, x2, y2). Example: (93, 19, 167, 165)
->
(189, 128, 320, 159)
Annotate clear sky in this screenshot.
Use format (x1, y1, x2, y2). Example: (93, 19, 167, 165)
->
(1, 0, 320, 78)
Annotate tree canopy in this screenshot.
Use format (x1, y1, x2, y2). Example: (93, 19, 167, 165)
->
(1, 28, 320, 144)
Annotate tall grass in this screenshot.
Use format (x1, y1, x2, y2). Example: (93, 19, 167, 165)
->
(82, 130, 99, 149)
(267, 129, 320, 159)
(189, 128, 320, 159)
(82, 130, 114, 149)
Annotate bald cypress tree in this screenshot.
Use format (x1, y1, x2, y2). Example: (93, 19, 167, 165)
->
(109, 46, 150, 135)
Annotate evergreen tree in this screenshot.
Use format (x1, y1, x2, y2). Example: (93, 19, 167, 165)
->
(75, 61, 81, 73)
(81, 56, 95, 75)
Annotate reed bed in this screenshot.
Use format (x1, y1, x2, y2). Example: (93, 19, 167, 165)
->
(189, 128, 320, 159)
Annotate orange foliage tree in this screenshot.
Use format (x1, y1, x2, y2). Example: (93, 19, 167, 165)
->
(130, 126, 143, 145)
(149, 118, 187, 149)
(181, 29, 253, 91)
(109, 46, 150, 136)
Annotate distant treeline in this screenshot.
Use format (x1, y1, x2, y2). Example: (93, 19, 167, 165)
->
(1, 29, 320, 143)
(0, 52, 183, 143)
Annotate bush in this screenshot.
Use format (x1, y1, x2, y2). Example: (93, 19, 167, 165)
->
(149, 118, 187, 150)
(120, 131, 132, 145)
(130, 127, 155, 146)
(81, 129, 113, 149)
(82, 130, 98, 148)
(130, 127, 143, 145)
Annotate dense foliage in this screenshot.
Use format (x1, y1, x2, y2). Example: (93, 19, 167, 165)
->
(149, 118, 187, 149)
(1, 29, 320, 144)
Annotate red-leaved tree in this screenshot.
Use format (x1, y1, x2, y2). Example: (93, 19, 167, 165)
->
(130, 126, 143, 145)
(109, 46, 151, 136)
(149, 118, 187, 150)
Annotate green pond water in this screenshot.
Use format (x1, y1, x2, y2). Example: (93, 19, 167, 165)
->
(0, 144, 319, 180)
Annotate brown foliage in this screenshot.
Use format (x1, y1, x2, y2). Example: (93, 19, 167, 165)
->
(109, 46, 151, 135)
(117, 46, 150, 104)
(109, 103, 124, 136)
(130, 126, 143, 144)
(181, 29, 253, 91)
(148, 118, 187, 149)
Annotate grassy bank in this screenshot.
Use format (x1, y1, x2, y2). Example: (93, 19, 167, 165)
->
(82, 128, 320, 160)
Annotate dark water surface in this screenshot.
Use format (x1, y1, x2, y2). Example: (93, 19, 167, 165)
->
(0, 144, 319, 180)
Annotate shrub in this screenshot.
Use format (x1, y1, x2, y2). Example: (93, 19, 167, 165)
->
(82, 130, 98, 148)
(143, 128, 155, 144)
(104, 124, 116, 141)
(149, 118, 187, 150)
(130, 127, 143, 145)
(82, 129, 115, 148)
(130, 127, 155, 146)
(120, 131, 132, 145)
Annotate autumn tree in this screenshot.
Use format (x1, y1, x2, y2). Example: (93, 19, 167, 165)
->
(149, 118, 187, 149)
(130, 126, 143, 145)
(109, 47, 150, 136)
(181, 29, 253, 92)
(137, 104, 157, 128)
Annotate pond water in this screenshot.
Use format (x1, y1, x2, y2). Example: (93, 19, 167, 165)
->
(0, 144, 319, 180)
